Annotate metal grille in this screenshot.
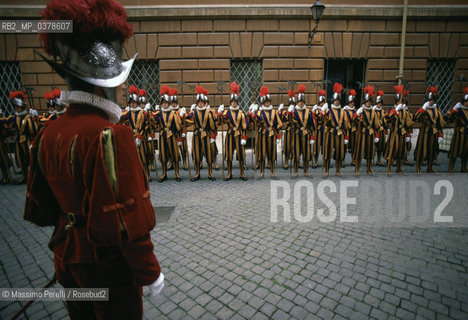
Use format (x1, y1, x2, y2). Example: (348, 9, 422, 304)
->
(127, 59, 160, 106)
(426, 59, 455, 114)
(230, 60, 263, 111)
(0, 62, 23, 116)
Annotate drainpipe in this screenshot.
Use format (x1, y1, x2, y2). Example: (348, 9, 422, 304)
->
(397, 0, 408, 85)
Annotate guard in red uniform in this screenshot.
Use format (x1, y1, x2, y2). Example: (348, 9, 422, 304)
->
(24, 1, 164, 319)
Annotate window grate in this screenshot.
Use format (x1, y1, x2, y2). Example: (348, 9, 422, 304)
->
(127, 59, 160, 106)
(0, 62, 23, 116)
(230, 60, 263, 111)
(426, 59, 455, 114)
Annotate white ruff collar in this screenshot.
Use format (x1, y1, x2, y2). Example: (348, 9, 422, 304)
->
(262, 105, 273, 110)
(456, 102, 468, 110)
(373, 105, 382, 111)
(295, 105, 306, 110)
(196, 106, 207, 111)
(331, 104, 341, 109)
(130, 106, 142, 112)
(15, 110, 27, 116)
(61, 91, 122, 124)
(162, 106, 172, 112)
(363, 105, 372, 110)
(230, 105, 239, 111)
(173, 105, 179, 110)
(424, 102, 437, 109)
(343, 105, 355, 111)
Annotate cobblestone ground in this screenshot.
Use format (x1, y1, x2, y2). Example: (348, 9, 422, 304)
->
(1, 147, 468, 320)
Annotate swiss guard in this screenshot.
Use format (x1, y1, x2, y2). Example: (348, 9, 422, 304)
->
(171, 88, 189, 171)
(445, 87, 468, 173)
(24, 0, 163, 318)
(414, 86, 445, 174)
(278, 89, 296, 170)
(40, 91, 57, 124)
(373, 90, 387, 166)
(217, 82, 249, 180)
(4, 91, 38, 184)
(343, 89, 357, 166)
(312, 89, 327, 168)
(154, 86, 182, 182)
(353, 86, 381, 176)
(322, 83, 349, 177)
(251, 86, 283, 179)
(384, 85, 413, 174)
(289, 84, 316, 177)
(185, 86, 218, 181)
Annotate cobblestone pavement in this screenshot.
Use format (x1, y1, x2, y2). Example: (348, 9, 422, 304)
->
(1, 148, 468, 320)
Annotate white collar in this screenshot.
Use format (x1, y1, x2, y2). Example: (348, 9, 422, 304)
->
(230, 105, 239, 111)
(130, 106, 142, 112)
(172, 105, 179, 110)
(363, 104, 372, 110)
(343, 105, 355, 111)
(262, 105, 273, 110)
(196, 106, 207, 111)
(373, 105, 382, 111)
(15, 110, 27, 116)
(424, 101, 437, 109)
(162, 106, 172, 112)
(60, 90, 122, 124)
(331, 104, 341, 109)
(295, 105, 306, 110)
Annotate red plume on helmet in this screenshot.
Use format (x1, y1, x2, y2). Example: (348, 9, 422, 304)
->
(318, 89, 326, 96)
(160, 86, 170, 96)
(377, 90, 384, 96)
(129, 85, 138, 94)
(260, 86, 269, 97)
(230, 82, 239, 95)
(39, 0, 133, 56)
(347, 89, 357, 96)
(297, 85, 306, 94)
(431, 86, 438, 95)
(139, 89, 147, 97)
(464, 87, 468, 94)
(363, 86, 374, 96)
(394, 85, 403, 95)
(170, 88, 178, 96)
(9, 91, 27, 100)
(333, 83, 343, 94)
(52, 88, 61, 98)
(288, 90, 295, 98)
(44, 92, 55, 100)
(196, 86, 204, 94)
(404, 89, 410, 96)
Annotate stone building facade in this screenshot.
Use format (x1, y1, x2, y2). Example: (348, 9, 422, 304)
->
(0, 0, 467, 114)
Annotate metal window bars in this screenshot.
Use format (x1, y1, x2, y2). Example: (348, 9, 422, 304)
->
(230, 60, 263, 111)
(0, 62, 23, 116)
(127, 59, 160, 107)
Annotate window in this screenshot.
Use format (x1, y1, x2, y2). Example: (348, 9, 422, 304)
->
(426, 59, 455, 114)
(230, 60, 263, 111)
(0, 62, 23, 115)
(324, 59, 366, 105)
(127, 59, 160, 106)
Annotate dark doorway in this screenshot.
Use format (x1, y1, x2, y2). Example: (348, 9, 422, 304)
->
(324, 59, 366, 105)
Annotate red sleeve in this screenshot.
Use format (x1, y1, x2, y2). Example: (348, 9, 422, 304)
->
(84, 124, 160, 286)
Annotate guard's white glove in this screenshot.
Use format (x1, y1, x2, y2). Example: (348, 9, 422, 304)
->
(125, 106, 130, 111)
(207, 105, 211, 110)
(135, 137, 142, 147)
(276, 138, 281, 145)
(288, 105, 294, 113)
(396, 104, 403, 112)
(310, 139, 315, 145)
(241, 138, 247, 145)
(321, 103, 328, 113)
(29, 109, 38, 117)
(278, 104, 284, 112)
(356, 107, 364, 116)
(145, 103, 151, 111)
(146, 272, 165, 298)
(155, 105, 160, 111)
(210, 138, 216, 144)
(385, 134, 389, 142)
(312, 105, 318, 112)
(438, 137, 443, 143)
(218, 104, 225, 113)
(344, 139, 349, 145)
(180, 108, 186, 117)
(178, 141, 182, 146)
(453, 102, 462, 111)
(251, 104, 258, 113)
(422, 103, 429, 111)
(259, 105, 263, 111)
(374, 137, 380, 143)
(191, 104, 196, 111)
(182, 132, 186, 138)
(405, 136, 411, 143)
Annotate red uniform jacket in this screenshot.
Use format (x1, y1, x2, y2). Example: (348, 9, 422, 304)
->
(24, 104, 160, 286)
